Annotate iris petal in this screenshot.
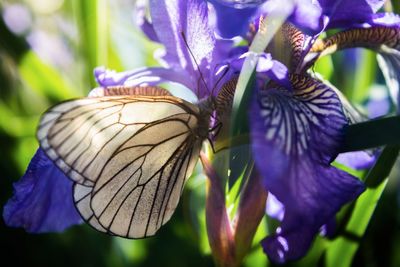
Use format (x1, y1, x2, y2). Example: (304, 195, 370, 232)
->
(136, 1, 159, 43)
(3, 149, 82, 233)
(250, 75, 365, 263)
(94, 66, 194, 91)
(149, 0, 217, 98)
(208, 0, 260, 38)
(97, 0, 240, 98)
(317, 0, 385, 29)
(336, 151, 376, 170)
(211, 0, 323, 36)
(310, 26, 400, 111)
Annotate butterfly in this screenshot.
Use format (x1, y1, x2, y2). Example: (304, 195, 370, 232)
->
(36, 84, 233, 238)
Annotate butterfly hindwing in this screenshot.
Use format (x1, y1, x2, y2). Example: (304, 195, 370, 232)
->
(87, 133, 201, 238)
(73, 183, 108, 233)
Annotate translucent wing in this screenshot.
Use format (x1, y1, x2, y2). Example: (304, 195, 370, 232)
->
(37, 95, 199, 185)
(73, 183, 108, 233)
(38, 92, 205, 238)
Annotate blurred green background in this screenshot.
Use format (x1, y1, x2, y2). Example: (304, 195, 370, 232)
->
(0, 0, 400, 266)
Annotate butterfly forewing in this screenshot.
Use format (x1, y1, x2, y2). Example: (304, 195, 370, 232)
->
(38, 90, 206, 238)
(38, 95, 199, 185)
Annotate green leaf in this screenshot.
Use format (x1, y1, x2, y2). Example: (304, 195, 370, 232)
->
(72, 0, 109, 88)
(227, 72, 255, 189)
(326, 145, 400, 267)
(341, 115, 400, 152)
(364, 145, 400, 187)
(392, 0, 400, 13)
(19, 51, 79, 100)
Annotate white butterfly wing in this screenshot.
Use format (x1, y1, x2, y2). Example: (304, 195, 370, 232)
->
(73, 183, 108, 233)
(38, 94, 204, 238)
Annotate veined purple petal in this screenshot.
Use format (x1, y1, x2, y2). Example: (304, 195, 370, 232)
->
(151, 0, 215, 67)
(149, 0, 216, 98)
(308, 26, 400, 107)
(250, 75, 365, 263)
(3, 149, 82, 233)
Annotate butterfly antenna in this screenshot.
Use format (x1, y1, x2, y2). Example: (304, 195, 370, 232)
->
(180, 31, 210, 96)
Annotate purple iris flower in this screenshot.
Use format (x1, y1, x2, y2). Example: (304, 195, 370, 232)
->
(251, 72, 365, 263)
(241, 0, 400, 263)
(3, 0, 243, 233)
(213, 0, 400, 263)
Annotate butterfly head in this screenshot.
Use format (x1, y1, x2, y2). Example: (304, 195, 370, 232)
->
(193, 96, 216, 139)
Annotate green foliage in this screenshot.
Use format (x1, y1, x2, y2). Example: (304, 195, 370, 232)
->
(342, 116, 400, 152)
(327, 146, 400, 267)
